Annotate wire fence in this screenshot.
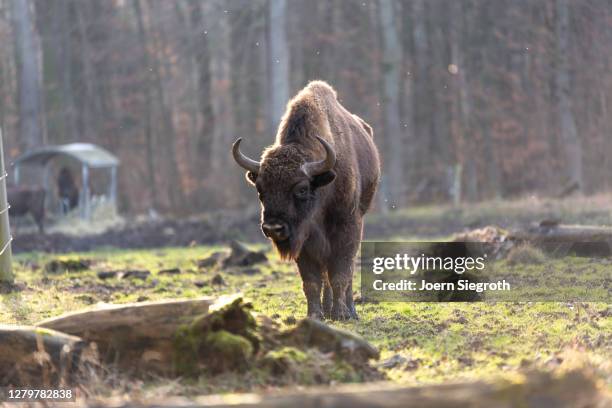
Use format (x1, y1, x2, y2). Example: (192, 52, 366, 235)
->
(0, 171, 11, 257)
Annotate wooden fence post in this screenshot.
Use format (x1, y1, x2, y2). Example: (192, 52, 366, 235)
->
(0, 128, 13, 283)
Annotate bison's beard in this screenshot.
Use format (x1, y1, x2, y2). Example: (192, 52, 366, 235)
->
(271, 222, 310, 261)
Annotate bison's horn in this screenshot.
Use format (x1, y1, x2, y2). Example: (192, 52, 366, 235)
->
(232, 138, 260, 173)
(303, 136, 337, 177)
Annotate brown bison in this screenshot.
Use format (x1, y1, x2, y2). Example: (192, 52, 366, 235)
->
(7, 185, 46, 233)
(232, 81, 380, 320)
(57, 167, 79, 213)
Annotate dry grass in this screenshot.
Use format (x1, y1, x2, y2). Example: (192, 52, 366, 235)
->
(506, 243, 548, 266)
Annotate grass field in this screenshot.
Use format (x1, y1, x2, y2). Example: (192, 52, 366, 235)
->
(1, 198, 611, 397)
(3, 245, 610, 393)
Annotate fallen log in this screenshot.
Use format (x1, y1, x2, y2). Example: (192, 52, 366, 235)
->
(0, 325, 98, 387)
(37, 296, 218, 373)
(512, 223, 612, 241)
(453, 224, 612, 258)
(83, 368, 607, 408)
(509, 224, 612, 256)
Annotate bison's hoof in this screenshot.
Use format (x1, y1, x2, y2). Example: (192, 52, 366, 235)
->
(330, 303, 352, 321)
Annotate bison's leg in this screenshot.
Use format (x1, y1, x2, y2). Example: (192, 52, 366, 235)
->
(345, 281, 358, 320)
(327, 248, 357, 319)
(322, 276, 333, 319)
(33, 212, 44, 234)
(327, 221, 362, 321)
(297, 254, 324, 320)
(328, 261, 351, 321)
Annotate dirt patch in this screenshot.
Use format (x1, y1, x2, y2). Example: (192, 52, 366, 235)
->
(12, 210, 265, 254)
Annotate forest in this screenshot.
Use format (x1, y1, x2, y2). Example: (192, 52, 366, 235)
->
(1, 0, 611, 214)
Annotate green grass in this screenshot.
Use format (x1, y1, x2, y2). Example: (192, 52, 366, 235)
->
(2, 244, 610, 391)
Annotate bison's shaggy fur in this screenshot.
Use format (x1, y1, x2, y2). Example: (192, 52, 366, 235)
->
(8, 185, 46, 233)
(233, 81, 380, 320)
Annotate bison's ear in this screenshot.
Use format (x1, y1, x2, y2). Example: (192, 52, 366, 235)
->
(311, 170, 336, 189)
(245, 171, 258, 185)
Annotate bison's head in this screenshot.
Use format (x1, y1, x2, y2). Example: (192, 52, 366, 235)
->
(232, 136, 336, 259)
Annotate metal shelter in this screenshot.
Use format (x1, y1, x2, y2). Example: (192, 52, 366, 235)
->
(13, 143, 119, 219)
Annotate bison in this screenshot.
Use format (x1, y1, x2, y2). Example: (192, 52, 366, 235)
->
(57, 167, 79, 213)
(232, 81, 380, 320)
(7, 185, 46, 233)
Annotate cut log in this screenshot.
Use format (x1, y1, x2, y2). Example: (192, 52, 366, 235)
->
(37, 296, 218, 373)
(0, 325, 98, 387)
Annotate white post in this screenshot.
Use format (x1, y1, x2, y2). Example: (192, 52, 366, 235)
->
(451, 164, 463, 206)
(109, 165, 117, 213)
(81, 164, 90, 220)
(0, 128, 13, 283)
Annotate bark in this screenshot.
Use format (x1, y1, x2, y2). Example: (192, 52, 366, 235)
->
(267, 0, 290, 134)
(378, 0, 403, 207)
(555, 0, 583, 190)
(38, 296, 216, 373)
(10, 0, 44, 150)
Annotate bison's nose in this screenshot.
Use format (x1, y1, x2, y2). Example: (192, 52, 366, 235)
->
(262, 222, 289, 241)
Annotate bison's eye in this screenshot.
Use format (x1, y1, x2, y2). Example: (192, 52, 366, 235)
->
(293, 183, 309, 200)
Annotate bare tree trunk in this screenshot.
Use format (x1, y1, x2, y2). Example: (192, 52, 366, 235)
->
(10, 0, 43, 150)
(207, 1, 235, 173)
(187, 0, 213, 176)
(411, 0, 431, 183)
(133, 0, 159, 210)
(449, 0, 479, 201)
(148, 1, 185, 211)
(555, 0, 583, 191)
(267, 0, 290, 134)
(55, 0, 77, 142)
(74, 2, 102, 141)
(378, 0, 403, 208)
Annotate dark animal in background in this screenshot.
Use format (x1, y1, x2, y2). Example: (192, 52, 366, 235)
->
(58, 167, 79, 213)
(232, 81, 380, 320)
(7, 185, 46, 233)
